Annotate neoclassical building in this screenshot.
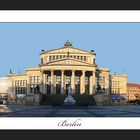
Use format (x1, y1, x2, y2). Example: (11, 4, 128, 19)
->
(0, 41, 128, 104)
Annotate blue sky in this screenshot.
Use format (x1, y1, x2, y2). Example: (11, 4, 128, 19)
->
(0, 23, 140, 83)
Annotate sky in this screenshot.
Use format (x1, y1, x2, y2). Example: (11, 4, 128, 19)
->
(0, 22, 140, 83)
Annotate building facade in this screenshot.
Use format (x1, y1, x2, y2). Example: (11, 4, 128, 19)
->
(0, 41, 128, 104)
(127, 83, 140, 101)
(111, 74, 127, 95)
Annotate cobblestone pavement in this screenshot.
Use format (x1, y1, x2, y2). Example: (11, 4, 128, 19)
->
(1, 105, 140, 117)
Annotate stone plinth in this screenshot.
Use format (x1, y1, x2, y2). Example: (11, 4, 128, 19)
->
(25, 93, 42, 105)
(16, 98, 25, 105)
(93, 94, 111, 106)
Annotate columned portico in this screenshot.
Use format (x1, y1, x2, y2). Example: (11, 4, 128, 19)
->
(41, 69, 96, 95)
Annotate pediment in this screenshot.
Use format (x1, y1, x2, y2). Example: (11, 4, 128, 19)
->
(41, 47, 92, 55)
(44, 58, 91, 66)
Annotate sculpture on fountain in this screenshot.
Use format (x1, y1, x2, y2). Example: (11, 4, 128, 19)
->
(64, 85, 76, 106)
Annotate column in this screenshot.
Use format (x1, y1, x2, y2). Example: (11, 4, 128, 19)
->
(89, 72, 93, 95)
(43, 73, 46, 94)
(80, 70, 85, 94)
(92, 71, 96, 94)
(71, 70, 75, 94)
(53, 73, 56, 94)
(27, 74, 30, 94)
(51, 70, 54, 94)
(61, 70, 64, 94)
(40, 71, 43, 93)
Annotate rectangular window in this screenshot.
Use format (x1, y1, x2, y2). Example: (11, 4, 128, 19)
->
(77, 56, 79, 59)
(56, 55, 59, 59)
(23, 80, 27, 86)
(37, 76, 40, 83)
(75, 76, 80, 83)
(47, 75, 51, 82)
(66, 76, 71, 82)
(34, 76, 37, 83)
(85, 77, 89, 84)
(15, 81, 17, 86)
(74, 55, 76, 59)
(84, 56, 86, 61)
(18, 81, 20, 86)
(81, 56, 83, 60)
(49, 56, 52, 61)
(30, 76, 34, 83)
(56, 75, 61, 82)
(60, 55, 62, 59)
(53, 55, 55, 60)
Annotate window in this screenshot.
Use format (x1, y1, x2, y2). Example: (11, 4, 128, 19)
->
(30, 76, 34, 83)
(75, 76, 80, 83)
(18, 81, 20, 86)
(56, 76, 61, 82)
(56, 55, 59, 59)
(24, 80, 27, 86)
(81, 56, 83, 60)
(41, 58, 43, 64)
(20, 80, 22, 86)
(77, 56, 79, 59)
(47, 75, 51, 82)
(70, 55, 73, 58)
(66, 76, 71, 82)
(60, 55, 62, 59)
(93, 58, 95, 64)
(63, 55, 66, 58)
(103, 76, 105, 83)
(85, 77, 89, 84)
(15, 81, 17, 86)
(74, 55, 76, 59)
(84, 56, 86, 61)
(37, 76, 40, 83)
(53, 55, 55, 60)
(34, 76, 37, 83)
(49, 56, 52, 61)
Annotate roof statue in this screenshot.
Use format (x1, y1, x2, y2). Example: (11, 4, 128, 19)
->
(64, 40, 72, 47)
(9, 69, 13, 75)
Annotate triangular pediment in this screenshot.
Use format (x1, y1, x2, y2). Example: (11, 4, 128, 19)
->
(41, 47, 92, 55)
(43, 58, 92, 66)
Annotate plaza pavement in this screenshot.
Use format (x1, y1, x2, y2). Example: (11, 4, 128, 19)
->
(1, 105, 140, 117)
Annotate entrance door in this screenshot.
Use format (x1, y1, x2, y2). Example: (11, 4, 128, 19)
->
(75, 76, 80, 95)
(85, 84, 89, 94)
(47, 84, 51, 95)
(75, 83, 80, 95)
(66, 84, 70, 95)
(56, 83, 61, 95)
(85, 76, 90, 94)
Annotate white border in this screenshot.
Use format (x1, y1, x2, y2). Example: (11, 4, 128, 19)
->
(0, 10, 140, 22)
(0, 10, 140, 130)
(0, 117, 140, 130)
